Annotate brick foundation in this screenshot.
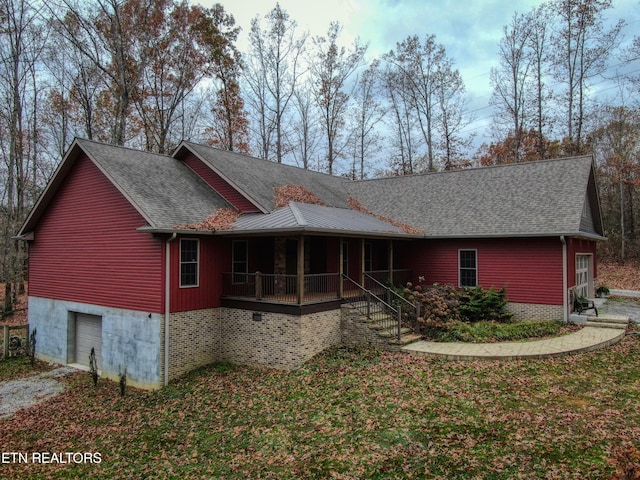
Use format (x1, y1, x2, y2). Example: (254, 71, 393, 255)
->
(168, 309, 221, 381)
(507, 302, 565, 321)
(219, 307, 341, 370)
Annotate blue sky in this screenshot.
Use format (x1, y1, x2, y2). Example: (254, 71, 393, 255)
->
(199, 0, 640, 151)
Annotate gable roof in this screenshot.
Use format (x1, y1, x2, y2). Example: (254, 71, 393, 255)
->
(347, 156, 604, 239)
(174, 142, 351, 212)
(19, 138, 229, 235)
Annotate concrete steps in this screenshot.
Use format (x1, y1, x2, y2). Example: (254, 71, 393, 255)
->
(585, 314, 629, 330)
(350, 305, 421, 347)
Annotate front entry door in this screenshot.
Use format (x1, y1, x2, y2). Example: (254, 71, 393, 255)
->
(575, 254, 592, 298)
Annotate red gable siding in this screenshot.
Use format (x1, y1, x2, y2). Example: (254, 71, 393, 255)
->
(181, 152, 259, 213)
(169, 236, 228, 312)
(28, 155, 164, 312)
(407, 237, 564, 305)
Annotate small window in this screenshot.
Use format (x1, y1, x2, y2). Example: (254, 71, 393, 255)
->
(342, 240, 349, 276)
(180, 239, 199, 287)
(232, 240, 248, 284)
(459, 249, 477, 287)
(364, 242, 372, 273)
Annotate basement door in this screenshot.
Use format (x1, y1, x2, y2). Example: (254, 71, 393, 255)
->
(74, 313, 102, 369)
(575, 254, 593, 299)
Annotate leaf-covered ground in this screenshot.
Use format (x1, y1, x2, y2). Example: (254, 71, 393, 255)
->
(2, 337, 640, 479)
(598, 261, 640, 291)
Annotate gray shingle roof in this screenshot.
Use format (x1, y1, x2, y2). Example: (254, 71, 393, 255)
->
(19, 139, 229, 234)
(19, 139, 604, 241)
(177, 142, 351, 212)
(230, 201, 407, 236)
(347, 156, 602, 238)
(80, 140, 230, 228)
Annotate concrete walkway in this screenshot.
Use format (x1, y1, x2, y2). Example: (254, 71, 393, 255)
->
(401, 323, 628, 361)
(610, 289, 640, 299)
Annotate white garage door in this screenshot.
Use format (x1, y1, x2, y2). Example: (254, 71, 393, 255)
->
(75, 313, 102, 369)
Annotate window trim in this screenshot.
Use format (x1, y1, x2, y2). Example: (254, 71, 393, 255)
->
(364, 241, 372, 273)
(232, 240, 248, 284)
(342, 240, 349, 277)
(179, 238, 200, 288)
(458, 249, 478, 288)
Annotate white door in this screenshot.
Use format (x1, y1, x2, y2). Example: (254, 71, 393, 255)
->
(575, 255, 592, 298)
(74, 313, 102, 369)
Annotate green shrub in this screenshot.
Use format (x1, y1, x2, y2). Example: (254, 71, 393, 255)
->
(458, 286, 513, 323)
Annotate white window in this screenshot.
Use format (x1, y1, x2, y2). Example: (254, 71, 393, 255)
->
(232, 240, 248, 284)
(364, 242, 372, 272)
(459, 249, 477, 287)
(180, 239, 199, 287)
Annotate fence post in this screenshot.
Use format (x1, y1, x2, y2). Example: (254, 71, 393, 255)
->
(397, 305, 402, 341)
(366, 291, 371, 319)
(256, 271, 262, 300)
(3, 326, 8, 360)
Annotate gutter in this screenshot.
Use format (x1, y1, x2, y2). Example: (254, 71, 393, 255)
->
(561, 236, 568, 323)
(164, 232, 177, 387)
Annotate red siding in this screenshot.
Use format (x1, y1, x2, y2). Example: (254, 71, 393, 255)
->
(170, 236, 228, 312)
(28, 155, 164, 312)
(409, 237, 564, 305)
(182, 153, 259, 213)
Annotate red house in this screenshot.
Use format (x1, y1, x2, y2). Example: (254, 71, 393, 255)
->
(18, 139, 605, 389)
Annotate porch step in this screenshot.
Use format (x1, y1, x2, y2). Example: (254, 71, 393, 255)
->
(388, 333, 422, 346)
(377, 327, 412, 338)
(358, 314, 394, 325)
(586, 314, 629, 330)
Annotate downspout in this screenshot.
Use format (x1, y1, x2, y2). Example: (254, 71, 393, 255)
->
(164, 233, 177, 387)
(561, 236, 568, 323)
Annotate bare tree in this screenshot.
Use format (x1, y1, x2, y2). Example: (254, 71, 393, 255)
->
(48, 0, 166, 145)
(527, 5, 553, 159)
(309, 22, 367, 175)
(290, 79, 320, 170)
(244, 3, 307, 163)
(348, 59, 385, 179)
(590, 105, 640, 260)
(386, 34, 455, 171)
(435, 64, 473, 169)
(0, 0, 45, 314)
(490, 12, 532, 162)
(549, 0, 623, 155)
(381, 61, 419, 175)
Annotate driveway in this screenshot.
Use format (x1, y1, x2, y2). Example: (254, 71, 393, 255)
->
(601, 293, 640, 324)
(0, 366, 77, 419)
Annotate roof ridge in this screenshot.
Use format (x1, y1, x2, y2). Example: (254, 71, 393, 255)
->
(182, 141, 348, 181)
(288, 201, 308, 226)
(75, 137, 174, 159)
(350, 155, 594, 185)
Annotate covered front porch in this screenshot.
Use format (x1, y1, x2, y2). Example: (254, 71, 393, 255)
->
(220, 235, 413, 307)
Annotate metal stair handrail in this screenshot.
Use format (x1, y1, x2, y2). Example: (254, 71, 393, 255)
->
(342, 274, 403, 341)
(363, 272, 417, 312)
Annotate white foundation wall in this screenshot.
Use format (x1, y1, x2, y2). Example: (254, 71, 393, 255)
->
(28, 296, 164, 389)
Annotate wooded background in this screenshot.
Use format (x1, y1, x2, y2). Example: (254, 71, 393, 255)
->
(1, 0, 638, 317)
